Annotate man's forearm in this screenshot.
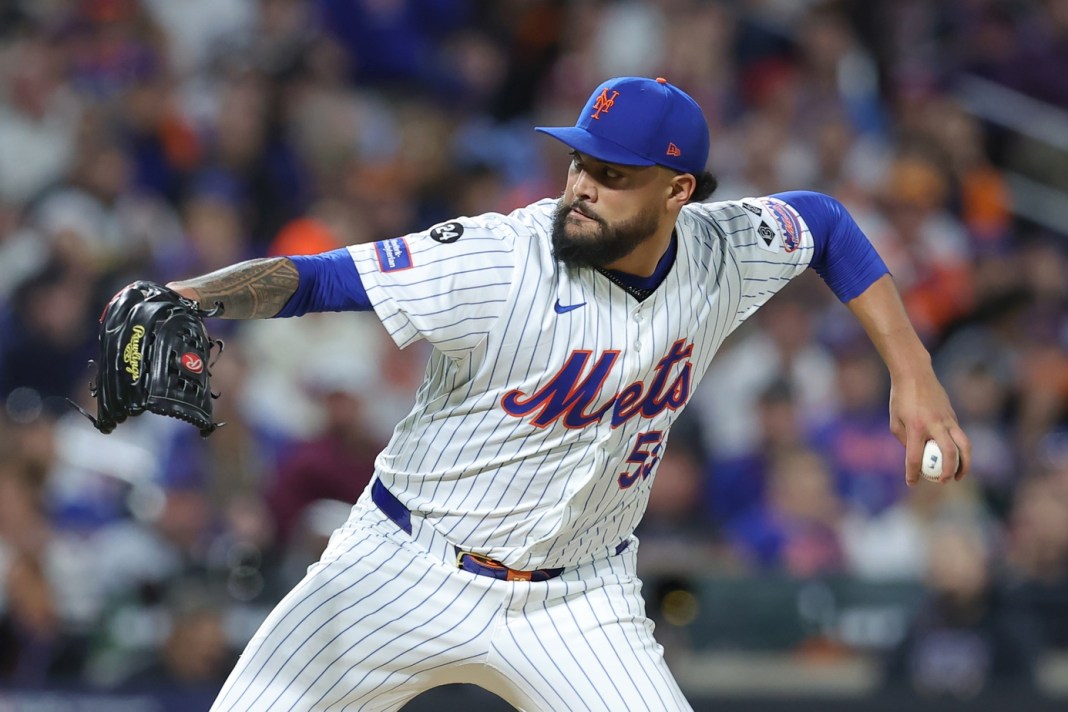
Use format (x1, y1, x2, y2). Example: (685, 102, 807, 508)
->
(167, 257, 298, 319)
(845, 273, 931, 379)
(845, 272, 970, 483)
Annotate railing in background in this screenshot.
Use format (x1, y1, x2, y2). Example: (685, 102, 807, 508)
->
(955, 74, 1068, 236)
(642, 571, 1068, 704)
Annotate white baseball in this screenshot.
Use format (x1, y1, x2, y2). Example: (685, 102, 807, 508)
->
(921, 440, 956, 481)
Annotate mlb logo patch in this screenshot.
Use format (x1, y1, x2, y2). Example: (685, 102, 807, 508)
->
(375, 238, 414, 272)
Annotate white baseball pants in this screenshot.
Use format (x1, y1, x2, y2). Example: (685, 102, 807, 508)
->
(211, 490, 692, 711)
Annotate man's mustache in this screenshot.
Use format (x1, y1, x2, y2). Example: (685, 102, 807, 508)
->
(567, 201, 603, 223)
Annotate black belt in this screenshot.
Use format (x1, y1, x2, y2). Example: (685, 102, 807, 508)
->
(370, 479, 628, 583)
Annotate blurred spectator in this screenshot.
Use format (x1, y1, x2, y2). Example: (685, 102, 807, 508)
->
(117, 579, 237, 692)
(725, 447, 846, 577)
(45, 406, 176, 534)
(805, 111, 890, 198)
(841, 469, 989, 582)
(0, 33, 82, 205)
(714, 107, 816, 199)
(237, 311, 384, 440)
(266, 363, 382, 550)
(0, 431, 94, 685)
(121, 121, 192, 217)
(692, 283, 837, 460)
(867, 152, 975, 340)
(0, 260, 95, 417)
(637, 448, 721, 573)
(247, 0, 319, 77)
(941, 353, 1018, 518)
(29, 122, 184, 279)
(316, 0, 471, 89)
(770, 2, 885, 154)
(166, 173, 255, 278)
(90, 482, 215, 606)
(83, 475, 256, 686)
(1007, 0, 1068, 107)
(1002, 474, 1068, 650)
(63, 0, 167, 102)
(192, 69, 310, 248)
(140, 0, 257, 77)
(923, 99, 1013, 251)
(809, 338, 905, 517)
(158, 339, 279, 511)
(1011, 240, 1068, 459)
(704, 377, 806, 528)
(0, 201, 49, 302)
(885, 521, 1042, 698)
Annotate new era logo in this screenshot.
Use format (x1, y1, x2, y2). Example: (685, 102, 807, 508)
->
(666, 143, 681, 157)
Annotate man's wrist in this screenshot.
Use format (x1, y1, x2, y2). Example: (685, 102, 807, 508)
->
(166, 283, 201, 301)
(885, 345, 933, 383)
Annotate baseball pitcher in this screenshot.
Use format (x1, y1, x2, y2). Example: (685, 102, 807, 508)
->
(156, 77, 970, 711)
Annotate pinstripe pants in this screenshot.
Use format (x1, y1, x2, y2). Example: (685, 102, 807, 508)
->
(211, 490, 692, 711)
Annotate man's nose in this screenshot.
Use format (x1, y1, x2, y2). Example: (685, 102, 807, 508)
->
(571, 169, 596, 202)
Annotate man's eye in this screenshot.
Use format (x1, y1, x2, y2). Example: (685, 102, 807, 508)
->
(604, 169, 622, 180)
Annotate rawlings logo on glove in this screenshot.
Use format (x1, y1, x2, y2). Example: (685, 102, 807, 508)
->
(124, 325, 147, 380)
(70, 281, 226, 437)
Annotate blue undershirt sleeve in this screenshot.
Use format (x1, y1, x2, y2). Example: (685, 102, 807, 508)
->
(273, 248, 372, 318)
(772, 190, 889, 302)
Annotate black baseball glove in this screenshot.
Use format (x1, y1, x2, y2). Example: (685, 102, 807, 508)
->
(71, 281, 225, 437)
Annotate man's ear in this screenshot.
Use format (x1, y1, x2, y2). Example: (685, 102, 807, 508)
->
(668, 173, 696, 207)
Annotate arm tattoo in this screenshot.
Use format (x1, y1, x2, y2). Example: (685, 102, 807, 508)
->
(171, 258, 299, 319)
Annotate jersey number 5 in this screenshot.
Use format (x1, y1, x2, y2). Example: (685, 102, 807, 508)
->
(618, 431, 664, 489)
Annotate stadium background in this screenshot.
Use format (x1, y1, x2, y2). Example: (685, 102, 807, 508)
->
(0, 1, 1066, 710)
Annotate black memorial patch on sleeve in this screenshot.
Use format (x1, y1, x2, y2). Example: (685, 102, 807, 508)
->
(430, 222, 464, 244)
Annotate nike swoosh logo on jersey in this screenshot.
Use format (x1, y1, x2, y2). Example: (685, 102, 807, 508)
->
(554, 299, 586, 314)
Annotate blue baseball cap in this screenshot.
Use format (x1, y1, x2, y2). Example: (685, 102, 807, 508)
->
(535, 76, 710, 175)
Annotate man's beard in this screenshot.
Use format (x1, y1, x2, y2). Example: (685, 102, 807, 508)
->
(551, 199, 660, 270)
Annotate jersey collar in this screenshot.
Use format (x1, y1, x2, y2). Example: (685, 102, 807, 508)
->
(596, 230, 678, 302)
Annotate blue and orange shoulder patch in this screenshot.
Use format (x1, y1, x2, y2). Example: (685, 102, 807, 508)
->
(759, 198, 803, 252)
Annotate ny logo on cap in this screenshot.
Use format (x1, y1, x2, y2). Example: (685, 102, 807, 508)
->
(591, 89, 620, 119)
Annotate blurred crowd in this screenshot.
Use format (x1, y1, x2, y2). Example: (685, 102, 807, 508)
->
(0, 0, 1066, 702)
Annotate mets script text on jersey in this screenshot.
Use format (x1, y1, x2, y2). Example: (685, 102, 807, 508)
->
(501, 339, 694, 429)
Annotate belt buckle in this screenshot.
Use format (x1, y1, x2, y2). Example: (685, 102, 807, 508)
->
(457, 550, 531, 581)
(458, 550, 503, 570)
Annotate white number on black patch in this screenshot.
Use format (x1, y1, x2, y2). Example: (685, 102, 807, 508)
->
(430, 222, 464, 244)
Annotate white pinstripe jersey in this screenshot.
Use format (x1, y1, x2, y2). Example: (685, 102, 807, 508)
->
(348, 195, 813, 569)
